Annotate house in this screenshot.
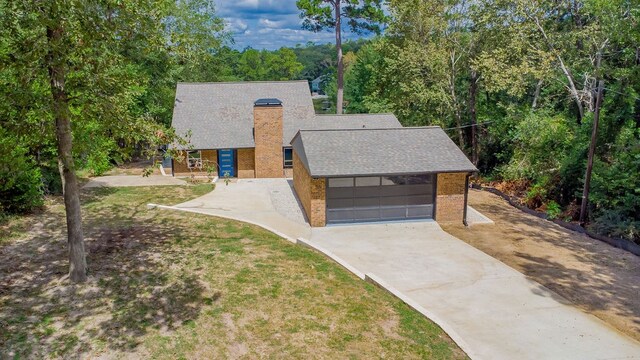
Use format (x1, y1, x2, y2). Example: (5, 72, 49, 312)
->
(170, 81, 400, 178)
(170, 80, 476, 226)
(310, 75, 325, 94)
(290, 127, 477, 226)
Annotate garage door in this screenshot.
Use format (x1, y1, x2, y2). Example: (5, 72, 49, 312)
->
(326, 174, 435, 224)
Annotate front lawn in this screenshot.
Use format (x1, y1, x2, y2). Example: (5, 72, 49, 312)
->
(0, 185, 466, 359)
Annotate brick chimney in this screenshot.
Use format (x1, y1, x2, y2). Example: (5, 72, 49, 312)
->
(253, 98, 283, 178)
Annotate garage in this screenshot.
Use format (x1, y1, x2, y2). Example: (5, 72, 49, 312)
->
(290, 127, 477, 227)
(326, 175, 435, 224)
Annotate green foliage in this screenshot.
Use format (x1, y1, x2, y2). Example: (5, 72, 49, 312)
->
(499, 110, 574, 182)
(0, 129, 44, 216)
(545, 201, 562, 220)
(236, 48, 303, 81)
(333, 0, 640, 243)
(589, 123, 640, 242)
(296, 0, 387, 34)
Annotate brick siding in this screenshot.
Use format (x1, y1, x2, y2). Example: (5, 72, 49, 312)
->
(237, 148, 255, 178)
(435, 172, 467, 223)
(293, 151, 326, 226)
(254, 105, 284, 178)
(173, 149, 217, 176)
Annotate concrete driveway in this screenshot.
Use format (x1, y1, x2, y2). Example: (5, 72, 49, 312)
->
(158, 179, 640, 359)
(308, 222, 640, 359)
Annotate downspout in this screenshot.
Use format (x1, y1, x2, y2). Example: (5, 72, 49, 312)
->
(463, 173, 470, 226)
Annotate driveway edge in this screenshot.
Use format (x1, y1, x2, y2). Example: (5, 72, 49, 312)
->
(365, 273, 479, 360)
(296, 236, 477, 360)
(295, 237, 366, 279)
(149, 203, 298, 243)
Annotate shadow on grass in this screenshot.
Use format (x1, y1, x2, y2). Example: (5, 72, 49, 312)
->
(0, 187, 207, 357)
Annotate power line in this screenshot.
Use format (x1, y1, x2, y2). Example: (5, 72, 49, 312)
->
(443, 120, 495, 130)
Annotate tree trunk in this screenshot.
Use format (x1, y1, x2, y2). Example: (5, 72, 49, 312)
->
(335, 0, 344, 114)
(532, 79, 543, 109)
(532, 15, 584, 123)
(469, 70, 479, 166)
(449, 51, 465, 147)
(579, 80, 604, 225)
(46, 24, 87, 283)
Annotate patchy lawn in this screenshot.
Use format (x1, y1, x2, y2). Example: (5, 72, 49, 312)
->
(442, 189, 640, 342)
(0, 185, 465, 359)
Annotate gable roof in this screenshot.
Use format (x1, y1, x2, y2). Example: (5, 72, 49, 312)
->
(172, 81, 315, 149)
(290, 127, 477, 177)
(171, 81, 402, 149)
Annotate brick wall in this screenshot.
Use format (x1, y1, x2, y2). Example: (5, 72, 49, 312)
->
(254, 105, 283, 178)
(172, 150, 217, 176)
(293, 151, 326, 227)
(283, 168, 293, 178)
(237, 148, 255, 178)
(435, 172, 467, 223)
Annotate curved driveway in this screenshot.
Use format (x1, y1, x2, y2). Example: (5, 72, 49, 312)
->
(160, 179, 640, 360)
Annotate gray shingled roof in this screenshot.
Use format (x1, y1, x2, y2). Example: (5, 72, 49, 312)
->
(290, 127, 477, 177)
(171, 81, 401, 149)
(172, 81, 315, 149)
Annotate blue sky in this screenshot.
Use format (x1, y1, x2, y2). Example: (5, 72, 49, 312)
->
(214, 0, 366, 50)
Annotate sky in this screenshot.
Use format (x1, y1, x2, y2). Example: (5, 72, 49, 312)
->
(214, 0, 366, 50)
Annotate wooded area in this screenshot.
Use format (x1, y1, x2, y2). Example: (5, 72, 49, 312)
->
(0, 0, 638, 280)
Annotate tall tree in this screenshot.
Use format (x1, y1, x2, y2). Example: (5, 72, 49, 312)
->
(296, 0, 386, 114)
(0, 0, 174, 282)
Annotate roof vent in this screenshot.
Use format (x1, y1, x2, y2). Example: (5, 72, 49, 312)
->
(254, 98, 282, 106)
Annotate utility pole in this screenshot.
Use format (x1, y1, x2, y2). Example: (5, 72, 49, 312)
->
(579, 79, 604, 225)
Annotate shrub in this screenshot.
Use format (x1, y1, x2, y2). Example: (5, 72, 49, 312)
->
(545, 201, 562, 220)
(0, 129, 44, 215)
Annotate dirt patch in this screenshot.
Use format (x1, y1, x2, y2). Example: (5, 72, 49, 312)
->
(442, 189, 640, 342)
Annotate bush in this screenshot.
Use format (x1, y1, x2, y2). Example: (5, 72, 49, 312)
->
(0, 130, 44, 215)
(590, 123, 640, 243)
(545, 201, 562, 220)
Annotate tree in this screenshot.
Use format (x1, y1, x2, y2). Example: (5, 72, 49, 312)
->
(0, 0, 177, 282)
(296, 0, 386, 114)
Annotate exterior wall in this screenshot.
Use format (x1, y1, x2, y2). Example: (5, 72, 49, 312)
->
(436, 172, 467, 223)
(254, 105, 284, 178)
(283, 168, 293, 178)
(172, 150, 217, 176)
(201, 150, 218, 175)
(293, 151, 326, 227)
(237, 148, 256, 178)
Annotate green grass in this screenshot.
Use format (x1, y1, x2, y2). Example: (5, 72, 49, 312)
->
(0, 185, 466, 359)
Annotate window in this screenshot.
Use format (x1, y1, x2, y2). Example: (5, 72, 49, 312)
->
(283, 148, 293, 168)
(187, 150, 202, 169)
(355, 177, 380, 187)
(328, 177, 354, 187)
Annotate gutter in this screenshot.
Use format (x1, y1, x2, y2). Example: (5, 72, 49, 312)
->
(463, 173, 470, 226)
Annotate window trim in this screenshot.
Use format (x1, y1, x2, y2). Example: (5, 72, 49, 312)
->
(283, 147, 293, 168)
(187, 150, 202, 169)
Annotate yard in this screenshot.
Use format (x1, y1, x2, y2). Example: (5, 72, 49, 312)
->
(442, 189, 640, 342)
(0, 185, 466, 359)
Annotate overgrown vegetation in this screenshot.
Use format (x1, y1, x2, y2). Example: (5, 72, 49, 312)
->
(0, 186, 466, 359)
(326, 0, 640, 243)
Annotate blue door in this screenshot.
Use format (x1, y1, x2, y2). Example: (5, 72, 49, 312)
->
(218, 149, 235, 177)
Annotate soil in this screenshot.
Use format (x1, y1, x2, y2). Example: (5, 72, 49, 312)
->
(442, 189, 640, 342)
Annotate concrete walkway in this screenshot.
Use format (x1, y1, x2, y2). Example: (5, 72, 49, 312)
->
(157, 179, 640, 359)
(167, 179, 311, 241)
(83, 175, 187, 188)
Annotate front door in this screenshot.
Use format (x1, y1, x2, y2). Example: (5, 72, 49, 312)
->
(217, 149, 235, 177)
